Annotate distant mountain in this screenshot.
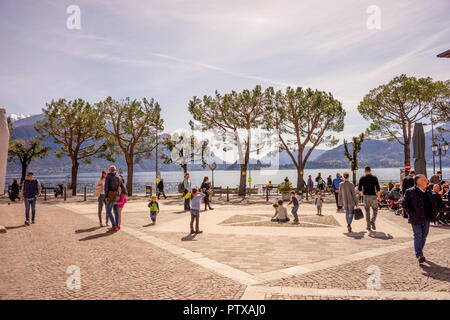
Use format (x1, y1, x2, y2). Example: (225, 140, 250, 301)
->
(11, 114, 45, 127)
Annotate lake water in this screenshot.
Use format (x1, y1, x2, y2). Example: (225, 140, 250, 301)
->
(7, 167, 450, 188)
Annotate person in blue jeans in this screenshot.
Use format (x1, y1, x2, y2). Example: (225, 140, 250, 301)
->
(401, 174, 438, 264)
(20, 172, 41, 226)
(338, 172, 359, 233)
(189, 188, 205, 234)
(288, 191, 299, 223)
(104, 165, 121, 233)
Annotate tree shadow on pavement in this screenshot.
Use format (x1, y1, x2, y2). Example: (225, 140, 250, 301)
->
(368, 231, 394, 240)
(75, 227, 101, 233)
(79, 232, 113, 241)
(420, 260, 450, 283)
(5, 225, 27, 230)
(181, 233, 197, 241)
(344, 231, 366, 239)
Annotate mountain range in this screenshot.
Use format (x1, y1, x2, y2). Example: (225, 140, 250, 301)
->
(6, 114, 449, 174)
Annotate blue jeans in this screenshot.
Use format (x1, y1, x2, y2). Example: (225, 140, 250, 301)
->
(411, 219, 431, 258)
(184, 191, 190, 210)
(345, 207, 354, 225)
(291, 206, 299, 220)
(106, 202, 119, 227)
(24, 198, 37, 221)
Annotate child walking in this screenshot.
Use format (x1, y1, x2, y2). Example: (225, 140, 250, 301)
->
(315, 193, 324, 216)
(148, 195, 159, 225)
(288, 191, 299, 223)
(190, 188, 205, 234)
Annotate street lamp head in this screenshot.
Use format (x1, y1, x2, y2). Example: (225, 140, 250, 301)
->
(431, 144, 438, 152)
(443, 142, 449, 151)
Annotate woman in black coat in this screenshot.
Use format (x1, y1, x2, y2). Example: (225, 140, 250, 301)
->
(200, 176, 213, 211)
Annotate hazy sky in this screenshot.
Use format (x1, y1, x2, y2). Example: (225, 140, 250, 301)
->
(1, 0, 449, 145)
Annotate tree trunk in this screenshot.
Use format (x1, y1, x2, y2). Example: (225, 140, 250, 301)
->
(181, 163, 187, 174)
(20, 161, 27, 185)
(404, 143, 411, 171)
(352, 170, 357, 185)
(238, 163, 247, 196)
(126, 156, 134, 196)
(296, 165, 305, 193)
(71, 160, 79, 196)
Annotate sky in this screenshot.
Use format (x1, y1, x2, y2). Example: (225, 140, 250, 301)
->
(1, 0, 449, 149)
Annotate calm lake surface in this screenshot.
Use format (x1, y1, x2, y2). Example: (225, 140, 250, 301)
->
(8, 167, 450, 188)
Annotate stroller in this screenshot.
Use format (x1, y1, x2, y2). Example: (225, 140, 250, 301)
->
(435, 202, 450, 225)
(387, 188, 402, 215)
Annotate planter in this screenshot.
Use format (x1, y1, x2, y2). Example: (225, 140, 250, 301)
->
(281, 191, 291, 201)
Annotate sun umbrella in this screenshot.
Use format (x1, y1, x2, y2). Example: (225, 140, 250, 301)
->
(413, 122, 427, 177)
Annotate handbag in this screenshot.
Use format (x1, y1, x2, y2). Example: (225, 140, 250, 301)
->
(354, 207, 364, 220)
(106, 190, 118, 203)
(93, 186, 101, 197)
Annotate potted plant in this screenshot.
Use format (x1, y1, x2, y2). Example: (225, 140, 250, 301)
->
(277, 181, 292, 201)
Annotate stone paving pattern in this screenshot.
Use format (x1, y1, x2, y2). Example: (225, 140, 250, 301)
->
(1, 193, 450, 299)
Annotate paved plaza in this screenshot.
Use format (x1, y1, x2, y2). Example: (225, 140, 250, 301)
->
(1, 193, 449, 300)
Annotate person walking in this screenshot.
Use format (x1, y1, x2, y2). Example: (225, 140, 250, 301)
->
(307, 175, 314, 196)
(402, 170, 415, 194)
(104, 165, 121, 233)
(157, 178, 167, 200)
(288, 191, 299, 223)
(189, 188, 205, 234)
(338, 172, 359, 232)
(200, 176, 214, 211)
(316, 173, 324, 191)
(148, 195, 160, 225)
(9, 178, 20, 202)
(401, 174, 438, 263)
(327, 175, 333, 189)
(429, 171, 442, 185)
(20, 172, 41, 225)
(95, 170, 108, 227)
(358, 166, 381, 231)
(116, 176, 127, 230)
(332, 173, 344, 212)
(183, 173, 191, 211)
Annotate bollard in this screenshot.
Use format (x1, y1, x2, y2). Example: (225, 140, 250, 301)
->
(226, 186, 229, 202)
(64, 187, 67, 201)
(266, 187, 269, 202)
(44, 187, 47, 201)
(84, 185, 87, 201)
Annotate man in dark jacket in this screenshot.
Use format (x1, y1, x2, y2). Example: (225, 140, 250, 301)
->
(9, 178, 20, 202)
(104, 165, 121, 233)
(157, 179, 167, 200)
(401, 174, 438, 264)
(402, 170, 415, 193)
(20, 172, 41, 225)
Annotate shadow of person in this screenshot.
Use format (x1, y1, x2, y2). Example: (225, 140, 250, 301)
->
(420, 260, 450, 283)
(79, 232, 113, 241)
(430, 224, 450, 230)
(368, 231, 394, 240)
(181, 233, 197, 241)
(75, 226, 101, 234)
(344, 231, 366, 239)
(6, 225, 27, 230)
(143, 223, 154, 227)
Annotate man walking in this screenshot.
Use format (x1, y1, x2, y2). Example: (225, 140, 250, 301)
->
(358, 166, 381, 231)
(401, 175, 438, 263)
(332, 173, 344, 212)
(21, 172, 41, 225)
(183, 173, 191, 211)
(104, 165, 121, 233)
(402, 170, 415, 194)
(338, 172, 359, 232)
(157, 178, 167, 200)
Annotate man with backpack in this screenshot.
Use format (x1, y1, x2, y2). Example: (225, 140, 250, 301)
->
(104, 165, 121, 233)
(21, 172, 41, 225)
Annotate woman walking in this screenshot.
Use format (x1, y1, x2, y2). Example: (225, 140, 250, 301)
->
(95, 170, 108, 227)
(338, 172, 359, 232)
(116, 175, 128, 230)
(200, 176, 214, 211)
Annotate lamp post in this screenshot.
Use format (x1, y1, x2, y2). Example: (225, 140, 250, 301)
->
(155, 126, 163, 184)
(432, 142, 449, 174)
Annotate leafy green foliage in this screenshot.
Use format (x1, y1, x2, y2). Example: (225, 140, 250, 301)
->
(35, 98, 109, 195)
(97, 97, 163, 195)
